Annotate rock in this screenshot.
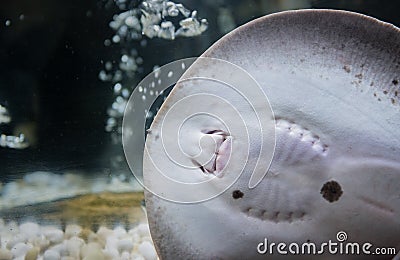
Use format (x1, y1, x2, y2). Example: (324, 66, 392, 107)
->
(43, 249, 61, 260)
(96, 227, 113, 246)
(66, 237, 84, 258)
(80, 242, 102, 258)
(6, 234, 27, 250)
(49, 242, 68, 257)
(136, 223, 150, 237)
(31, 235, 50, 251)
(120, 251, 130, 260)
(103, 248, 119, 259)
(64, 224, 82, 239)
(138, 241, 157, 260)
(42, 227, 64, 244)
(10, 242, 31, 258)
(0, 248, 13, 260)
(82, 251, 105, 260)
(117, 238, 133, 253)
(19, 222, 40, 238)
(113, 226, 127, 238)
(24, 247, 40, 260)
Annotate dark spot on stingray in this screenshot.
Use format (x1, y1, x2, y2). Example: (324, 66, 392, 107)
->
(343, 65, 351, 73)
(393, 79, 399, 85)
(320, 180, 343, 203)
(383, 90, 388, 95)
(232, 190, 244, 199)
(395, 91, 398, 97)
(355, 73, 362, 79)
(391, 98, 396, 105)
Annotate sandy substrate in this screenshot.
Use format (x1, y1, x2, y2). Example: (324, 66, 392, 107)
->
(0, 171, 158, 259)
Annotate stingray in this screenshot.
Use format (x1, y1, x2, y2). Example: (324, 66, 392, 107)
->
(142, 9, 400, 259)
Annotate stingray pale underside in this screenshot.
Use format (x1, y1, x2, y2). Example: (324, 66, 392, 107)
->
(143, 9, 400, 259)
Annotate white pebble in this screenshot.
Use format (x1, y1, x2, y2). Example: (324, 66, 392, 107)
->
(25, 247, 40, 260)
(11, 242, 31, 258)
(128, 229, 141, 243)
(138, 241, 157, 260)
(80, 242, 102, 258)
(96, 226, 113, 245)
(0, 248, 12, 260)
(31, 235, 50, 250)
(61, 257, 75, 260)
(136, 224, 150, 237)
(49, 242, 68, 256)
(105, 236, 118, 252)
(113, 226, 127, 238)
(19, 222, 40, 238)
(6, 233, 27, 249)
(103, 248, 119, 259)
(5, 221, 19, 234)
(66, 237, 84, 258)
(117, 238, 133, 253)
(43, 227, 64, 244)
(82, 250, 105, 260)
(43, 249, 61, 260)
(64, 224, 81, 239)
(120, 251, 131, 260)
(131, 252, 145, 260)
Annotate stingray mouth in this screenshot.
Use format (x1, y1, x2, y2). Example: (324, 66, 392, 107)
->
(191, 130, 231, 177)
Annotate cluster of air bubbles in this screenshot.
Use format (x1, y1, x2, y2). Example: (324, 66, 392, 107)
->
(0, 104, 11, 124)
(101, 0, 208, 139)
(106, 0, 208, 42)
(140, 2, 208, 39)
(0, 104, 29, 149)
(99, 50, 142, 83)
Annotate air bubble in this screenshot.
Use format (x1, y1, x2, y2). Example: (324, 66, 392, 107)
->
(122, 89, 130, 98)
(104, 39, 111, 46)
(121, 54, 129, 62)
(105, 61, 113, 71)
(112, 35, 121, 43)
(114, 83, 122, 94)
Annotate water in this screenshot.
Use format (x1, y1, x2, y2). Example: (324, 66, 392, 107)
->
(0, 0, 398, 259)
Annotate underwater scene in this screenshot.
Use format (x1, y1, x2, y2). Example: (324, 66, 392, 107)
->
(1, 0, 400, 259)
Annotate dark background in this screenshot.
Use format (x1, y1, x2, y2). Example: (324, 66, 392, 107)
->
(0, 0, 399, 181)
